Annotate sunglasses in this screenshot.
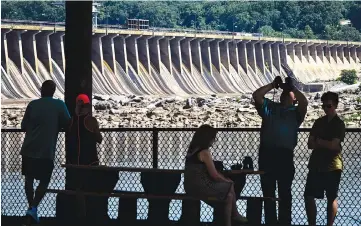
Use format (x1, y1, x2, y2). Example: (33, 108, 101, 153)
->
(322, 104, 332, 109)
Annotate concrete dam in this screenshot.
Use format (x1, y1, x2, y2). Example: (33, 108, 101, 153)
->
(1, 24, 361, 99)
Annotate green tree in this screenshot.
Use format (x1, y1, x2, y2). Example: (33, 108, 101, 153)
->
(348, 3, 361, 31)
(258, 25, 283, 37)
(1, 1, 361, 42)
(304, 25, 316, 39)
(337, 26, 361, 42)
(339, 70, 359, 85)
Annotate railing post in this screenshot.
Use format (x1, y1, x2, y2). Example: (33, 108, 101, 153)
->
(152, 129, 158, 169)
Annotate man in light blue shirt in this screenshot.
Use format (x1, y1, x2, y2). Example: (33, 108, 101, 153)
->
(20, 80, 70, 223)
(253, 76, 308, 225)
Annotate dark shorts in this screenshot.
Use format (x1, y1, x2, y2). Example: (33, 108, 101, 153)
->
(22, 156, 54, 181)
(304, 170, 342, 200)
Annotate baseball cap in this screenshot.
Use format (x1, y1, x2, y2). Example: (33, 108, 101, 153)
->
(76, 94, 90, 104)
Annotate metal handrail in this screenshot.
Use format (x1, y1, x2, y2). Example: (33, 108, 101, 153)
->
(0, 19, 262, 37)
(1, 128, 361, 132)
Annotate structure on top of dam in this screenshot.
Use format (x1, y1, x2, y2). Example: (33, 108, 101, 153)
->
(1, 23, 361, 99)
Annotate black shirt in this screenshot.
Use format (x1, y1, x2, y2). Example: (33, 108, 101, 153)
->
(67, 114, 99, 166)
(308, 115, 345, 172)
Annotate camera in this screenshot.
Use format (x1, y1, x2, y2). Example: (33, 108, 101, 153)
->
(231, 162, 243, 170)
(274, 76, 294, 92)
(242, 156, 254, 170)
(230, 156, 254, 171)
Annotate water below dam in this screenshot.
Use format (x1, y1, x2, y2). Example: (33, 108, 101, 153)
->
(1, 130, 360, 225)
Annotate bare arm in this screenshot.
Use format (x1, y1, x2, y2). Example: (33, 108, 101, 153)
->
(308, 120, 345, 153)
(252, 83, 274, 107)
(308, 119, 319, 149)
(198, 150, 231, 182)
(60, 102, 71, 130)
(21, 105, 31, 130)
(293, 87, 308, 120)
(315, 122, 345, 153)
(315, 138, 342, 153)
(89, 117, 103, 143)
(308, 135, 316, 149)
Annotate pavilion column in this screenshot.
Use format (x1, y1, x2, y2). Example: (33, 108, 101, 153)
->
(64, 1, 92, 115)
(62, 1, 93, 222)
(61, 2, 118, 223)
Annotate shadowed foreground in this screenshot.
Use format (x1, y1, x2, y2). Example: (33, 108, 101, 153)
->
(2, 216, 322, 226)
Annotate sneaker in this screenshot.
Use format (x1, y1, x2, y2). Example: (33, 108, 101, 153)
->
(26, 206, 39, 223)
(232, 215, 248, 224)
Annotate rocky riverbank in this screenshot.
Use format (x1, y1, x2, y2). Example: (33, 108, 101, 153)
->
(2, 88, 361, 129)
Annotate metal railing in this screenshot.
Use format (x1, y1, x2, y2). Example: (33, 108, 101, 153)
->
(1, 19, 262, 37)
(1, 128, 360, 225)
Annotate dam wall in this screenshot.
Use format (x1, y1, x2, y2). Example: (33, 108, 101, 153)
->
(1, 24, 361, 98)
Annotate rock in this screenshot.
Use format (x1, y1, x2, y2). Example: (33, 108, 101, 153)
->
(147, 104, 156, 109)
(314, 93, 321, 100)
(112, 116, 121, 122)
(211, 94, 217, 98)
(346, 121, 357, 126)
(215, 108, 225, 113)
(344, 105, 355, 111)
(94, 101, 111, 110)
(111, 102, 121, 109)
(146, 111, 154, 118)
(109, 109, 121, 115)
(110, 95, 130, 105)
(152, 108, 166, 115)
(164, 97, 176, 103)
(196, 97, 206, 107)
(311, 103, 320, 109)
(94, 94, 110, 101)
(153, 100, 164, 107)
(236, 113, 245, 122)
(183, 98, 194, 109)
(2, 88, 360, 128)
(132, 96, 143, 103)
(9, 114, 17, 120)
(237, 107, 250, 113)
(206, 102, 215, 108)
(242, 94, 253, 100)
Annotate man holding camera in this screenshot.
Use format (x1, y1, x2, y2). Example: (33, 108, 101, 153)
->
(253, 75, 308, 224)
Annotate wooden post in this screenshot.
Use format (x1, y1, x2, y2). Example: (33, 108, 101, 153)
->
(64, 1, 92, 116)
(57, 2, 93, 224)
(246, 199, 263, 224)
(64, 1, 93, 189)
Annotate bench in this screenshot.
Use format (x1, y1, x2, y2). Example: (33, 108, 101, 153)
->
(61, 164, 264, 175)
(47, 188, 280, 225)
(49, 164, 279, 225)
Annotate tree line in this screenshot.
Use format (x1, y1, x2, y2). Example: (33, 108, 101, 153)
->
(2, 1, 361, 41)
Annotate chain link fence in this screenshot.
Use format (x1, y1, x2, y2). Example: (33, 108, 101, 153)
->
(1, 128, 360, 225)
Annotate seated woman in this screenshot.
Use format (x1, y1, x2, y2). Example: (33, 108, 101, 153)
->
(184, 124, 248, 226)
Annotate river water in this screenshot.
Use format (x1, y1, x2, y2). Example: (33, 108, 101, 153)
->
(1, 130, 360, 225)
